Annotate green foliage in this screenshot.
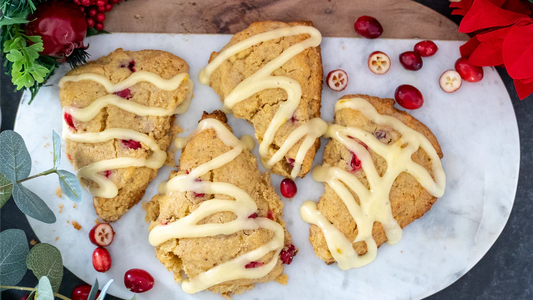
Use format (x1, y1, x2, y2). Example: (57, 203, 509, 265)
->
(86, 28, 110, 37)
(52, 131, 61, 169)
(88, 279, 114, 300)
(0, 229, 28, 286)
(0, 172, 13, 208)
(26, 243, 63, 292)
(57, 170, 82, 203)
(0, 130, 31, 182)
(96, 279, 114, 300)
(12, 183, 56, 223)
(35, 276, 53, 300)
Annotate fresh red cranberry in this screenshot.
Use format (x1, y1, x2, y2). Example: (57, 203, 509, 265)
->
(121, 139, 142, 150)
(248, 213, 258, 219)
(267, 210, 274, 220)
(280, 178, 297, 198)
(92, 247, 111, 272)
(399, 51, 423, 71)
(454, 58, 483, 82)
(280, 244, 296, 264)
(114, 88, 132, 99)
(64, 112, 76, 130)
(124, 269, 155, 293)
(245, 261, 264, 268)
(89, 223, 115, 247)
(326, 69, 348, 91)
(354, 16, 383, 39)
(350, 152, 362, 172)
(394, 85, 424, 110)
(71, 284, 100, 300)
(414, 40, 438, 57)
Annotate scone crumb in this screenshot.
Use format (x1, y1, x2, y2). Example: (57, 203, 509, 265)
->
(30, 239, 37, 246)
(55, 187, 63, 198)
(275, 273, 288, 285)
(73, 203, 77, 209)
(95, 219, 100, 224)
(58, 204, 63, 213)
(55, 237, 59, 241)
(72, 221, 82, 230)
(44, 143, 49, 148)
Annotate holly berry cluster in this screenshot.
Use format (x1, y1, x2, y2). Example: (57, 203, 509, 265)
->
(70, 0, 125, 31)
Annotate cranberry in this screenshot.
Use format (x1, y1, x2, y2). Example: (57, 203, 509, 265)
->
(95, 22, 104, 31)
(248, 213, 258, 219)
(89, 223, 115, 247)
(349, 152, 362, 172)
(105, 3, 113, 11)
(96, 0, 106, 6)
(87, 7, 97, 17)
(394, 85, 424, 110)
(71, 284, 100, 300)
(267, 210, 274, 220)
(280, 178, 297, 198)
(245, 261, 264, 268)
(95, 12, 106, 22)
(354, 16, 383, 39)
(373, 129, 388, 140)
(439, 70, 462, 93)
(103, 170, 111, 178)
(287, 158, 295, 168)
(280, 244, 296, 264)
(124, 269, 155, 293)
(97, 5, 105, 12)
(127, 60, 136, 72)
(67, 154, 73, 161)
(454, 58, 483, 82)
(121, 139, 142, 150)
(368, 51, 391, 75)
(114, 88, 132, 100)
(399, 51, 423, 71)
(326, 69, 348, 91)
(81, 0, 91, 6)
(92, 247, 111, 272)
(64, 112, 76, 130)
(414, 40, 438, 57)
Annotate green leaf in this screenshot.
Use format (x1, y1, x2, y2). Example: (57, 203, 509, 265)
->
(0, 15, 29, 26)
(13, 183, 56, 224)
(86, 28, 111, 37)
(96, 279, 114, 300)
(52, 131, 61, 169)
(87, 279, 99, 300)
(130, 296, 137, 300)
(35, 276, 54, 300)
(28, 42, 44, 53)
(0, 229, 29, 286)
(0, 130, 32, 182)
(26, 36, 42, 44)
(23, 47, 40, 61)
(0, 172, 13, 208)
(13, 71, 35, 89)
(6, 49, 23, 62)
(27, 243, 63, 292)
(56, 170, 82, 203)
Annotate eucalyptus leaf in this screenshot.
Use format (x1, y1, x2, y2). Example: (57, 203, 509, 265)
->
(0, 229, 28, 286)
(56, 170, 82, 203)
(0, 130, 31, 182)
(87, 279, 99, 300)
(0, 172, 13, 208)
(96, 279, 114, 300)
(52, 131, 61, 169)
(130, 296, 137, 300)
(35, 276, 54, 300)
(26, 243, 63, 292)
(13, 183, 56, 224)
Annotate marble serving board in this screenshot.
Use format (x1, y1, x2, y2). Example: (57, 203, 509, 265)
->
(14, 33, 519, 300)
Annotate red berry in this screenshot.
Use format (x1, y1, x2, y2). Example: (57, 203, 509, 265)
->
(95, 22, 104, 31)
(439, 70, 462, 93)
(280, 244, 296, 264)
(245, 261, 264, 268)
(368, 51, 391, 75)
(64, 112, 76, 130)
(280, 178, 297, 198)
(267, 210, 274, 220)
(105, 3, 113, 11)
(414, 40, 438, 57)
(354, 16, 383, 39)
(74, 0, 81, 5)
(124, 269, 155, 293)
(89, 223, 115, 247)
(96, 0, 106, 6)
(286, 157, 295, 168)
(86, 17, 95, 28)
(92, 247, 112, 272)
(71, 284, 100, 300)
(248, 213, 258, 219)
(394, 85, 424, 110)
(121, 139, 142, 150)
(454, 58, 484, 82)
(79, 6, 85, 12)
(96, 12, 106, 22)
(127, 60, 136, 72)
(326, 69, 348, 91)
(114, 88, 132, 99)
(399, 51, 423, 71)
(81, 0, 91, 6)
(349, 152, 362, 172)
(97, 5, 105, 12)
(87, 7, 97, 17)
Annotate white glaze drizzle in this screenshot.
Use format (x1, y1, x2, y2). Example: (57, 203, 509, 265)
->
(300, 97, 446, 270)
(61, 71, 192, 198)
(199, 26, 328, 178)
(149, 118, 284, 294)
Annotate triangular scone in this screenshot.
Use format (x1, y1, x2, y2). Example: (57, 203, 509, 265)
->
(201, 21, 325, 179)
(145, 111, 296, 297)
(59, 48, 192, 222)
(303, 95, 445, 268)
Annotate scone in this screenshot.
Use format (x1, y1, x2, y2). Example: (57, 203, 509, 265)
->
(199, 21, 327, 179)
(59, 48, 193, 222)
(145, 111, 296, 298)
(301, 95, 446, 269)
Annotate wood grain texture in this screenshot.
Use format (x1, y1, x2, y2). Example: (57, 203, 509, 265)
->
(105, 0, 468, 40)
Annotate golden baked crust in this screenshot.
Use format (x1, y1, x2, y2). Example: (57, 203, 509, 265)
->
(207, 21, 323, 178)
(144, 111, 295, 297)
(59, 48, 190, 222)
(308, 94, 443, 264)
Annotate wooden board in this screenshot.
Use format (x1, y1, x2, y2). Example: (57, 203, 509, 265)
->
(105, 0, 468, 40)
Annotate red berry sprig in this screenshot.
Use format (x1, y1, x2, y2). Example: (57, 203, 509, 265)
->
(70, 0, 124, 31)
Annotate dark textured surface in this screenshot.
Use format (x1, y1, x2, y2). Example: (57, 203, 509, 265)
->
(1, 1, 533, 299)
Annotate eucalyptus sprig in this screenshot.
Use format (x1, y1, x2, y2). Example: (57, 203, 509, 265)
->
(0, 130, 82, 223)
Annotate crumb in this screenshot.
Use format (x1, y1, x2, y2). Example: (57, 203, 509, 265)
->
(55, 187, 63, 198)
(73, 203, 77, 209)
(275, 274, 288, 285)
(67, 220, 70, 224)
(58, 204, 63, 213)
(134, 14, 143, 19)
(401, 251, 403, 253)
(342, 46, 345, 50)
(71, 221, 82, 230)
(55, 237, 59, 241)
(34, 160, 38, 163)
(95, 219, 100, 224)
(44, 143, 49, 148)
(49, 151, 52, 154)
(30, 239, 37, 246)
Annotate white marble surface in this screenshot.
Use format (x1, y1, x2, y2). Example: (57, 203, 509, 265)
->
(13, 33, 519, 300)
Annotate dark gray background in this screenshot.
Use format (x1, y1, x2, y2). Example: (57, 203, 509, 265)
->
(1, 1, 532, 299)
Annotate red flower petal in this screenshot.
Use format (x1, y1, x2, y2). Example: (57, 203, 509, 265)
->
(459, 0, 528, 33)
(467, 27, 512, 66)
(502, 0, 532, 16)
(460, 37, 481, 59)
(503, 21, 533, 79)
(513, 78, 533, 100)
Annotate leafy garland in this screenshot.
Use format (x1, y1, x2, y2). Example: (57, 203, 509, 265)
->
(0, 0, 59, 103)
